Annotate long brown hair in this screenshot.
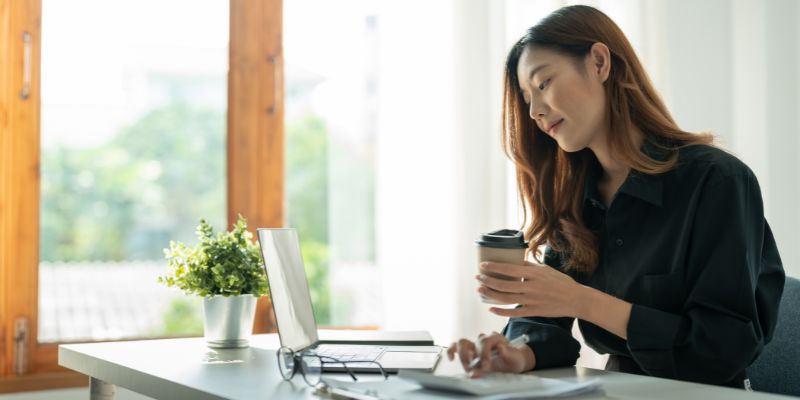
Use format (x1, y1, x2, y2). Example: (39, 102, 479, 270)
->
(502, 5, 712, 274)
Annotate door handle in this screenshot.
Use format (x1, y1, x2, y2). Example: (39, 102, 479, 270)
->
(267, 54, 281, 115)
(20, 31, 32, 100)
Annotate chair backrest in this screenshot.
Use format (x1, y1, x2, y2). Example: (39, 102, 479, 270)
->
(746, 276, 800, 396)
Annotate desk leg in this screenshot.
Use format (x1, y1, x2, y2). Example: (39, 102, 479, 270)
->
(90, 377, 116, 400)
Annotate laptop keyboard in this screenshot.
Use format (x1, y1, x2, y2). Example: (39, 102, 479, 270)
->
(313, 345, 386, 362)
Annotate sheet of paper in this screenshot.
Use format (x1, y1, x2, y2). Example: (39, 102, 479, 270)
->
(323, 375, 604, 399)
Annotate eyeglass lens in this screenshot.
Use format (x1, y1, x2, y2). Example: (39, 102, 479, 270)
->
(277, 347, 296, 380)
(301, 354, 323, 386)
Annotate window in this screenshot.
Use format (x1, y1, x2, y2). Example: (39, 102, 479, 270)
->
(284, 0, 380, 327)
(38, 0, 229, 344)
(0, 0, 283, 392)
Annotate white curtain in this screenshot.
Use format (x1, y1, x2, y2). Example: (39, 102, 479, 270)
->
(376, 0, 510, 344)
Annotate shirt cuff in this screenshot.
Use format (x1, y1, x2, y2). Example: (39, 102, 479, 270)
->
(626, 303, 683, 350)
(523, 330, 580, 370)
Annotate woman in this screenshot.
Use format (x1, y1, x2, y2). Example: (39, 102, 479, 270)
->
(447, 5, 785, 389)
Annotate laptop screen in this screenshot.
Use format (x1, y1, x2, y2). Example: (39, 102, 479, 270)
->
(257, 228, 319, 351)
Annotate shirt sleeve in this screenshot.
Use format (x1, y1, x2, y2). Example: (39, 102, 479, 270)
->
(501, 246, 581, 370)
(626, 168, 785, 384)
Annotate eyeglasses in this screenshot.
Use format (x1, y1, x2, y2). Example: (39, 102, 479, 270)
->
(276, 346, 388, 387)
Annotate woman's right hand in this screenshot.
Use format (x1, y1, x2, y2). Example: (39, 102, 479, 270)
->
(446, 332, 535, 378)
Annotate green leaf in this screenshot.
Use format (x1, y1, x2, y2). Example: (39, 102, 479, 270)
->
(157, 215, 269, 297)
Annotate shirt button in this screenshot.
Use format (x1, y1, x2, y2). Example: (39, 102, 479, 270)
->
(615, 238, 624, 247)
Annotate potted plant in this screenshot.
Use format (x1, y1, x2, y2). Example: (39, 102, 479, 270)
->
(158, 215, 269, 348)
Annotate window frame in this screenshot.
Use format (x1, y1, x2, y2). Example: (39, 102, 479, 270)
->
(0, 0, 284, 392)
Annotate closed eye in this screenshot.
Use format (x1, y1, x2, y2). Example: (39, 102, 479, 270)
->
(538, 79, 551, 91)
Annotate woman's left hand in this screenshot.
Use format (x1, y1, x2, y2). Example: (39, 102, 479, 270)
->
(477, 261, 584, 318)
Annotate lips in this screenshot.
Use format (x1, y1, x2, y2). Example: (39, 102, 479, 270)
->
(546, 119, 563, 135)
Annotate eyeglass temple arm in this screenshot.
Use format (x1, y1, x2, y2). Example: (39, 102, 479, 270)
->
(318, 355, 358, 381)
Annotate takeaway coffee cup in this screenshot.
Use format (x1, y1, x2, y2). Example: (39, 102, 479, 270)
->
(475, 229, 528, 304)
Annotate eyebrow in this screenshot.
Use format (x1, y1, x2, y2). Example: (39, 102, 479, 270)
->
(527, 64, 550, 82)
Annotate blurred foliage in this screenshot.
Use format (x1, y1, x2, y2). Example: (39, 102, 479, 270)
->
(286, 114, 330, 324)
(40, 104, 333, 333)
(159, 216, 269, 297)
(40, 104, 226, 261)
(153, 297, 203, 336)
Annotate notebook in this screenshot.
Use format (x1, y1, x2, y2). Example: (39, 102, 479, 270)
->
(257, 228, 442, 373)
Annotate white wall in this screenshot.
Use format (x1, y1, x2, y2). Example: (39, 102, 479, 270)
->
(642, 0, 800, 278)
(762, 0, 800, 279)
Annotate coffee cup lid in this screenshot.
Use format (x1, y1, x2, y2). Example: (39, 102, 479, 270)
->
(475, 229, 528, 249)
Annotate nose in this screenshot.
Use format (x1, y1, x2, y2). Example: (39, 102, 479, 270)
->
(528, 99, 547, 121)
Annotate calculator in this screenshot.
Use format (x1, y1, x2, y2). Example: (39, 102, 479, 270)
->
(397, 370, 543, 396)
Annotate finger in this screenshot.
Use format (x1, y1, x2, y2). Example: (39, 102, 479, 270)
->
(447, 342, 457, 360)
(471, 333, 488, 370)
(480, 332, 505, 371)
(476, 274, 527, 293)
(495, 341, 513, 364)
(498, 341, 509, 358)
(485, 336, 519, 372)
(489, 305, 538, 318)
(493, 341, 522, 373)
(523, 260, 547, 268)
(478, 286, 525, 305)
(476, 332, 506, 370)
(474, 333, 486, 352)
(456, 339, 476, 370)
(469, 368, 483, 379)
(480, 262, 538, 280)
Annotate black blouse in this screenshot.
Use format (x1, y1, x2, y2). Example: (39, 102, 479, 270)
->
(502, 144, 785, 388)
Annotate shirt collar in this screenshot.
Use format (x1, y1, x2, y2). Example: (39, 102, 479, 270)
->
(583, 155, 604, 208)
(583, 141, 668, 208)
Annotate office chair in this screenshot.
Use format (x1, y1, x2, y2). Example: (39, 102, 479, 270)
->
(746, 276, 800, 396)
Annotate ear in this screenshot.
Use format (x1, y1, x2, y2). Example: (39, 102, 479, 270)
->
(587, 42, 611, 83)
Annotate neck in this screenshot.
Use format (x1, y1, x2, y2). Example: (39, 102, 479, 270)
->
(589, 130, 644, 183)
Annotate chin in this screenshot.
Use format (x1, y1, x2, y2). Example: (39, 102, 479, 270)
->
(556, 140, 588, 153)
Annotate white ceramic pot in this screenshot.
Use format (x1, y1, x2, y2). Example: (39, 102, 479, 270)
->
(202, 294, 257, 348)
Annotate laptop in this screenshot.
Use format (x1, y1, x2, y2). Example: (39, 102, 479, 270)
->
(257, 228, 442, 373)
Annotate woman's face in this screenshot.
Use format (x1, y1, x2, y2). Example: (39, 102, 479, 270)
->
(516, 45, 609, 152)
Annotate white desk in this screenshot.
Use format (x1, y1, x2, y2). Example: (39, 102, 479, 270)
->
(59, 334, 793, 400)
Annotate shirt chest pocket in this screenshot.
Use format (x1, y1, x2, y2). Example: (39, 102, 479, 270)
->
(641, 272, 685, 312)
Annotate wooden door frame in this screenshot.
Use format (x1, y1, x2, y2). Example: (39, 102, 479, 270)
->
(0, 0, 45, 390)
(0, 0, 283, 392)
(228, 0, 284, 335)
